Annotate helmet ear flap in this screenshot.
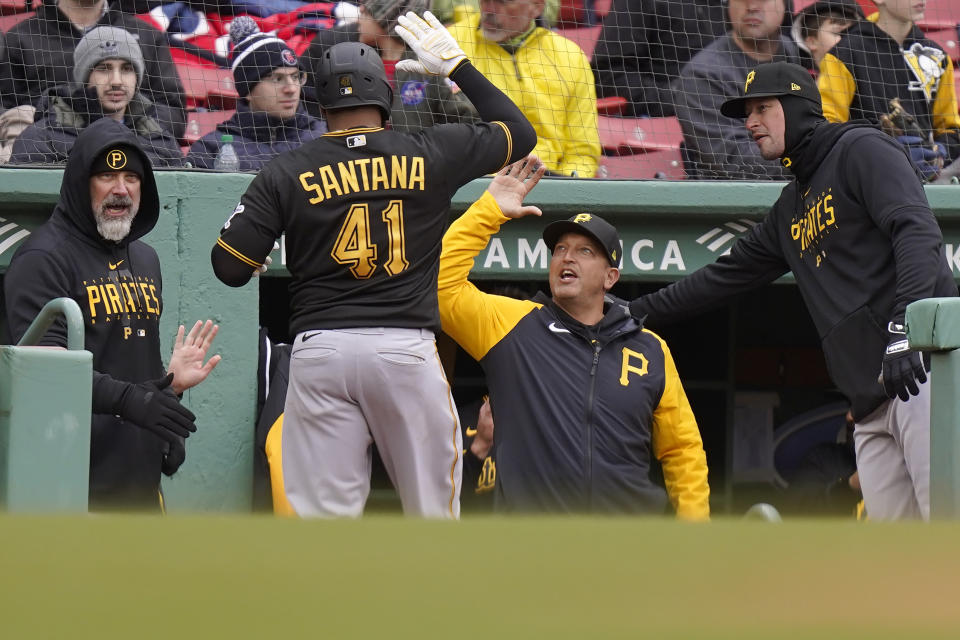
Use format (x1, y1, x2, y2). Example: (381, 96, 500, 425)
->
(315, 42, 393, 120)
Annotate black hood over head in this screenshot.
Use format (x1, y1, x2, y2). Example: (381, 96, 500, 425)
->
(57, 117, 160, 247)
(780, 95, 875, 184)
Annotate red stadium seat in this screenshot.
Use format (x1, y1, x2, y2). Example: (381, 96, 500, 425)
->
(598, 115, 684, 154)
(925, 28, 960, 61)
(555, 25, 602, 60)
(597, 151, 685, 180)
(919, 0, 960, 29)
(181, 110, 234, 146)
(597, 96, 627, 116)
(0, 8, 30, 31)
(176, 64, 239, 111)
(0, 0, 30, 15)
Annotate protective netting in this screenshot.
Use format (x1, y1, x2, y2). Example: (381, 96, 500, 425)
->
(0, 0, 958, 180)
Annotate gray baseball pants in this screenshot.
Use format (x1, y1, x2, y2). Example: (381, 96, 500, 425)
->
(854, 378, 930, 521)
(282, 327, 462, 518)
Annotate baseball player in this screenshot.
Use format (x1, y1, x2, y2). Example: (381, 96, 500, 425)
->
(630, 62, 957, 520)
(211, 12, 536, 518)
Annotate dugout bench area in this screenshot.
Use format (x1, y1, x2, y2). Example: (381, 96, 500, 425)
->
(2, 168, 960, 514)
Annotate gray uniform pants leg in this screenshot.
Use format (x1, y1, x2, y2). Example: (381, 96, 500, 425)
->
(854, 379, 930, 521)
(282, 328, 462, 519)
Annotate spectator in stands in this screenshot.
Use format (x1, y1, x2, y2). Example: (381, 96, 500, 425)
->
(0, 0, 187, 139)
(673, 0, 802, 180)
(445, 2, 601, 176)
(592, 0, 728, 118)
(0, 106, 35, 165)
(790, 0, 862, 70)
(817, 0, 960, 182)
(303, 0, 477, 130)
(186, 18, 326, 171)
(9, 27, 184, 167)
(431, 0, 558, 27)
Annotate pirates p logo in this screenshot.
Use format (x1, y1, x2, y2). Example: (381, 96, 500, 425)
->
(107, 149, 127, 170)
(573, 213, 592, 224)
(744, 70, 756, 93)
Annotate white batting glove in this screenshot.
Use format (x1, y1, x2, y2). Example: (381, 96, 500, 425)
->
(394, 11, 467, 77)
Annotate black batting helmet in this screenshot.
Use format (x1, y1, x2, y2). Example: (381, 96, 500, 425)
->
(315, 42, 393, 120)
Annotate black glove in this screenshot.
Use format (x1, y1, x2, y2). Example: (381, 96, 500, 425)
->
(118, 373, 197, 445)
(162, 436, 186, 477)
(881, 326, 928, 402)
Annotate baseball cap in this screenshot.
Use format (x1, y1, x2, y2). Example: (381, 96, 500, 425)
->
(90, 143, 145, 178)
(542, 213, 621, 267)
(720, 61, 821, 119)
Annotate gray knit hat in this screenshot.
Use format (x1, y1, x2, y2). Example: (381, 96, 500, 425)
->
(364, 0, 431, 36)
(73, 26, 145, 90)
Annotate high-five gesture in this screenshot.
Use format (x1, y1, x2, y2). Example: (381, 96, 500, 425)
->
(394, 11, 467, 77)
(167, 320, 222, 394)
(487, 155, 546, 219)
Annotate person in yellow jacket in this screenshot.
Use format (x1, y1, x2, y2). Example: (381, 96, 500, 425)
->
(444, 3, 601, 177)
(437, 155, 709, 517)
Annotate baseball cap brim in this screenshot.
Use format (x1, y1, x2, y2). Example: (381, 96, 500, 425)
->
(542, 221, 617, 267)
(720, 91, 791, 119)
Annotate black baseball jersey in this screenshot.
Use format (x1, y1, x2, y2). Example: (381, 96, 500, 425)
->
(215, 122, 514, 334)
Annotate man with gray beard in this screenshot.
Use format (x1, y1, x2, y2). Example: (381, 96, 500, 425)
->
(3, 118, 220, 511)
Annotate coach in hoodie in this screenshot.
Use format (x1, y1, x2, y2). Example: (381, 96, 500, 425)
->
(630, 61, 956, 521)
(4, 118, 221, 511)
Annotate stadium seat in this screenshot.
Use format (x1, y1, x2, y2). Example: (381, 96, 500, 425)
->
(176, 64, 239, 111)
(555, 24, 602, 60)
(597, 96, 627, 116)
(181, 110, 234, 146)
(0, 0, 29, 15)
(918, 0, 960, 29)
(0, 8, 30, 31)
(925, 27, 960, 61)
(597, 151, 685, 180)
(598, 115, 684, 154)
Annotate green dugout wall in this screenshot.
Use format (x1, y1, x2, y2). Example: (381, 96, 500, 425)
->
(2, 167, 959, 511)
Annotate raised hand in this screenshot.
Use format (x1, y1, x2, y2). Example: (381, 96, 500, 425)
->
(394, 11, 467, 77)
(488, 155, 546, 219)
(167, 320, 222, 394)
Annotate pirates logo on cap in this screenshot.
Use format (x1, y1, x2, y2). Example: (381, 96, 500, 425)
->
(107, 149, 127, 170)
(744, 70, 756, 93)
(339, 75, 354, 96)
(574, 213, 592, 224)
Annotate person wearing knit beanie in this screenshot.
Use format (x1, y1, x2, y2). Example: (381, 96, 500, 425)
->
(73, 26, 146, 92)
(185, 16, 325, 171)
(73, 26, 146, 121)
(230, 16, 303, 102)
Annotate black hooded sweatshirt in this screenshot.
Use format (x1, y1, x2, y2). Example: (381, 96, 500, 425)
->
(631, 98, 956, 420)
(4, 118, 170, 510)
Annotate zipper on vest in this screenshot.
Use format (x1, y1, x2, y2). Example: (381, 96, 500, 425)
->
(585, 342, 601, 508)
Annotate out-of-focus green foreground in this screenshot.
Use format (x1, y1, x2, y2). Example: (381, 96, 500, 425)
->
(1, 515, 958, 638)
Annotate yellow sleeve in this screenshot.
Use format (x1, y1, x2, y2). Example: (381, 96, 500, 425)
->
(933, 56, 960, 136)
(559, 47, 600, 178)
(817, 53, 855, 123)
(649, 331, 710, 521)
(438, 191, 539, 361)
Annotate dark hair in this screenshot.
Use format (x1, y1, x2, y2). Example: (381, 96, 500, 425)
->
(798, 8, 854, 40)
